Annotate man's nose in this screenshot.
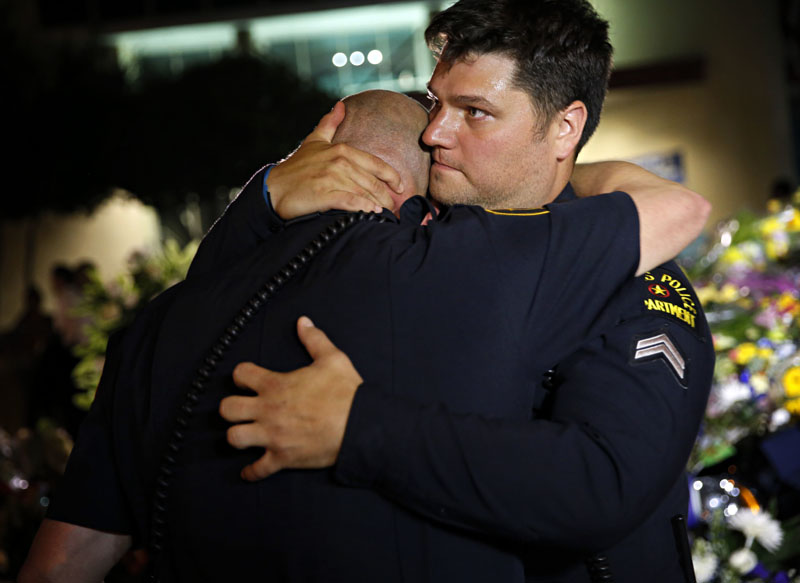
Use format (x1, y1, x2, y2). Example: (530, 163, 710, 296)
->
(422, 107, 455, 149)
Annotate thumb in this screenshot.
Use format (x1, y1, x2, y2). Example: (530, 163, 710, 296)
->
(297, 316, 339, 361)
(305, 101, 345, 144)
(242, 450, 281, 481)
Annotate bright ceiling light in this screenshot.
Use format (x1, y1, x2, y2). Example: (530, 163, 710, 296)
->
(350, 51, 365, 66)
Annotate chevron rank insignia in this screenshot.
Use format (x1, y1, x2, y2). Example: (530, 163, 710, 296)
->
(632, 331, 687, 387)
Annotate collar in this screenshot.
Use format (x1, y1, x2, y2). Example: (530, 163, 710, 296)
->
(398, 195, 438, 225)
(553, 182, 578, 204)
(425, 183, 578, 222)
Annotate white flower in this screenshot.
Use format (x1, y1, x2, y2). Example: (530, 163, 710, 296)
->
(770, 408, 791, 432)
(715, 380, 751, 411)
(728, 509, 784, 552)
(729, 547, 758, 574)
(693, 552, 718, 583)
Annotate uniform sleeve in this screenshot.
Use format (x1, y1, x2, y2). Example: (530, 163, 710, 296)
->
(46, 288, 180, 546)
(529, 192, 640, 360)
(46, 331, 135, 535)
(187, 166, 285, 278)
(336, 269, 713, 550)
(386, 191, 641, 381)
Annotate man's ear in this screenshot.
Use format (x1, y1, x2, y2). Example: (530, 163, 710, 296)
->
(553, 101, 587, 161)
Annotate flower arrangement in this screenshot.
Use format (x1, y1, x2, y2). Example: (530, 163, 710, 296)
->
(687, 196, 800, 472)
(685, 191, 800, 581)
(71, 239, 198, 409)
(691, 503, 798, 583)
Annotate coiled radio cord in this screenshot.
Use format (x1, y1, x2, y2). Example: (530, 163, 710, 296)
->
(148, 211, 387, 582)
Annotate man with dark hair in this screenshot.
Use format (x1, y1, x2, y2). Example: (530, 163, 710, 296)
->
(220, 1, 714, 582)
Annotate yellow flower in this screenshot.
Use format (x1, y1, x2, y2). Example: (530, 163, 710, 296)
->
(721, 247, 746, 265)
(760, 217, 782, 236)
(787, 208, 800, 232)
(767, 328, 788, 343)
(783, 367, 800, 398)
(757, 347, 773, 360)
(785, 398, 800, 415)
(695, 285, 717, 307)
(718, 283, 741, 303)
(732, 343, 758, 365)
(777, 293, 799, 314)
(765, 239, 787, 260)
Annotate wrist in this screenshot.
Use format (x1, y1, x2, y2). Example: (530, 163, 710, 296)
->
(264, 164, 285, 217)
(262, 165, 288, 228)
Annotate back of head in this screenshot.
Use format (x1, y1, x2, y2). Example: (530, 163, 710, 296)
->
(333, 90, 430, 201)
(425, 0, 612, 153)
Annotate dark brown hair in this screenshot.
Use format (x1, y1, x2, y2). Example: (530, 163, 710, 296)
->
(425, 0, 613, 153)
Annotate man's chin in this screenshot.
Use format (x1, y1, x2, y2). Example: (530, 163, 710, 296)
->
(428, 188, 458, 207)
(430, 183, 478, 207)
(429, 175, 467, 206)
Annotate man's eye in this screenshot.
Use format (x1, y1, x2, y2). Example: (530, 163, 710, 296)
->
(468, 107, 487, 118)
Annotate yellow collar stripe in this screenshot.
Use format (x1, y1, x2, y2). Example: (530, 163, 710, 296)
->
(484, 208, 549, 216)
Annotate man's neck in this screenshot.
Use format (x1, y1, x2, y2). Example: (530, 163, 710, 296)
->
(541, 157, 575, 205)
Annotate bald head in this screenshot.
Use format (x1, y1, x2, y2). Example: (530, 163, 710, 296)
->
(333, 90, 431, 207)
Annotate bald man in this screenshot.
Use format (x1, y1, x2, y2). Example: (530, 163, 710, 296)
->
(332, 90, 431, 208)
(22, 90, 702, 583)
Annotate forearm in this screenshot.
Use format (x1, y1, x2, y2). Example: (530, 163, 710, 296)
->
(572, 161, 711, 275)
(336, 313, 713, 551)
(19, 519, 131, 583)
(336, 387, 648, 550)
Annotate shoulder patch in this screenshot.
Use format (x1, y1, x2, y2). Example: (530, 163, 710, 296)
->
(638, 265, 703, 333)
(484, 208, 549, 217)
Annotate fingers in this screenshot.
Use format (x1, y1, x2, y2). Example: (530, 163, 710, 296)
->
(303, 104, 403, 198)
(338, 168, 397, 209)
(296, 317, 363, 385)
(219, 395, 256, 423)
(227, 422, 267, 450)
(232, 361, 277, 392)
(305, 101, 346, 144)
(241, 452, 282, 481)
(296, 317, 341, 362)
(323, 191, 385, 214)
(332, 145, 403, 195)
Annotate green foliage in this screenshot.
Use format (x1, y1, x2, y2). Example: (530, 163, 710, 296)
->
(71, 240, 198, 408)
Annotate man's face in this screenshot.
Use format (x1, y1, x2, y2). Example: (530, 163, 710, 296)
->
(424, 52, 560, 209)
